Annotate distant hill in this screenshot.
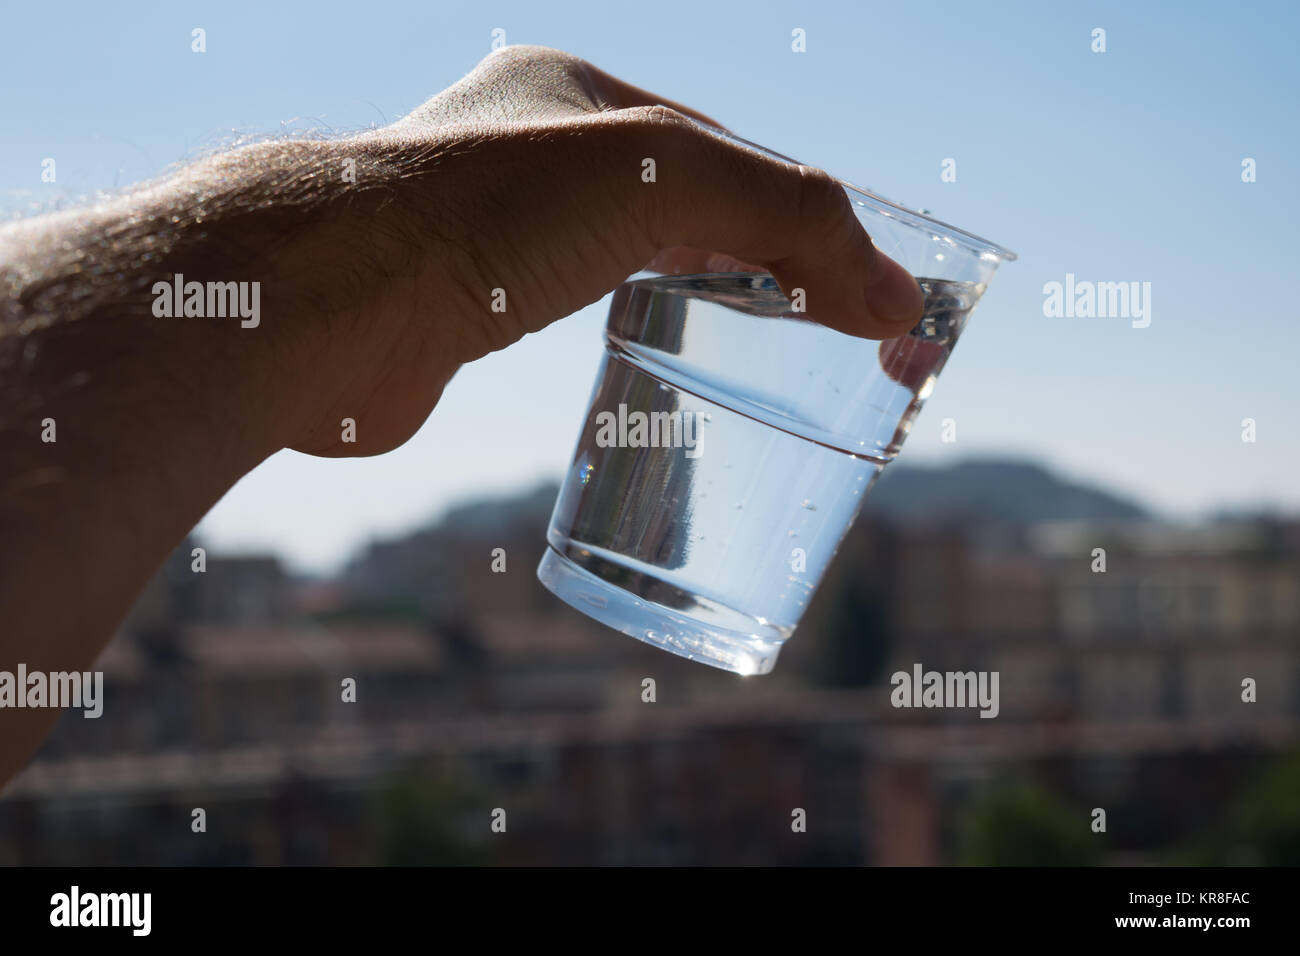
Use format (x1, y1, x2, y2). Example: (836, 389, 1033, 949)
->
(339, 460, 1147, 609)
(437, 482, 559, 537)
(423, 459, 1148, 539)
(862, 458, 1149, 525)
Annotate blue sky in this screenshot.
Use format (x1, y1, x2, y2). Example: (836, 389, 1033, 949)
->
(3, 0, 1297, 571)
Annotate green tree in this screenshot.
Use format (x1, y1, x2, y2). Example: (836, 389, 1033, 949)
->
(958, 780, 1102, 866)
(1227, 747, 1300, 864)
(371, 769, 489, 866)
(1179, 747, 1300, 866)
(817, 575, 891, 688)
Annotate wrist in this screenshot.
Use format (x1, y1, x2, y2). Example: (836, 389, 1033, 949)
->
(147, 137, 458, 455)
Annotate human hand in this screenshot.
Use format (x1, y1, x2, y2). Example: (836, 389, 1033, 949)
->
(0, 45, 923, 784)
(285, 44, 924, 456)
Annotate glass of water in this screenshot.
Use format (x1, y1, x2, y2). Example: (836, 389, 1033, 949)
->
(537, 129, 1016, 675)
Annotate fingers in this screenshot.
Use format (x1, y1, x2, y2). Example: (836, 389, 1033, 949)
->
(879, 336, 947, 392)
(602, 106, 924, 339)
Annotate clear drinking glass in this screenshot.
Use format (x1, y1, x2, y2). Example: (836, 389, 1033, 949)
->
(537, 128, 1016, 675)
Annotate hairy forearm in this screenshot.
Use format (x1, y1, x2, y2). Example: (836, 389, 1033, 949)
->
(0, 135, 461, 781)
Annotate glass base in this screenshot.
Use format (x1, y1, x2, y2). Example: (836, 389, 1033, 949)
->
(536, 547, 782, 676)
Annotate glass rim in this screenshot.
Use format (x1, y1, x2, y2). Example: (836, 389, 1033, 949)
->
(693, 122, 1018, 263)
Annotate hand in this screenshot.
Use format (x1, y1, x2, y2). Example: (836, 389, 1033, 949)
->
(289, 44, 924, 456)
(0, 44, 922, 785)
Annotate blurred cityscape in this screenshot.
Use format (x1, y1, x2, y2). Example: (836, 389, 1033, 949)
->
(2, 458, 1297, 866)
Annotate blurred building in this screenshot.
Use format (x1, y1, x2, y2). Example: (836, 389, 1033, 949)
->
(2, 470, 1298, 865)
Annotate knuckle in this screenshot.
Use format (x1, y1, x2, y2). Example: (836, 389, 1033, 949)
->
(599, 106, 703, 239)
(793, 164, 849, 222)
(792, 163, 866, 254)
(484, 43, 566, 65)
(474, 45, 592, 86)
(620, 104, 698, 135)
